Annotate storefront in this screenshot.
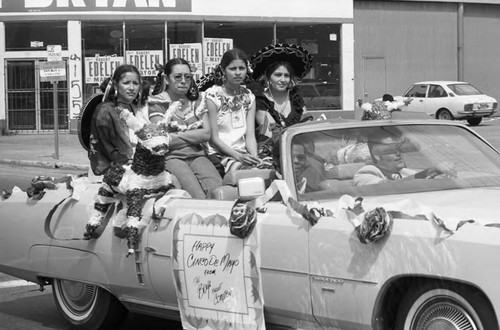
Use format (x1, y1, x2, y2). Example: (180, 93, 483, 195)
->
(0, 0, 354, 133)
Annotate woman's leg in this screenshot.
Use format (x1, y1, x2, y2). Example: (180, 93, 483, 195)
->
(190, 156, 224, 197)
(165, 158, 206, 199)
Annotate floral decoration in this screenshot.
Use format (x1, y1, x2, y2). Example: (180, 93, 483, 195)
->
(360, 98, 412, 121)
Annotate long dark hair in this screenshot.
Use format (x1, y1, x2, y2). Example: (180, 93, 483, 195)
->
(213, 48, 252, 86)
(99, 64, 148, 106)
(152, 58, 199, 101)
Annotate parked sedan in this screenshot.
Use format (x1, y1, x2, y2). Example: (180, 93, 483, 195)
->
(397, 81, 497, 126)
(2, 117, 500, 329)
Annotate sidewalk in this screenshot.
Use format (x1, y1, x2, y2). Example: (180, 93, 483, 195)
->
(0, 132, 90, 171)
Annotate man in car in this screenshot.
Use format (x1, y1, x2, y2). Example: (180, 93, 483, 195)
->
(353, 130, 457, 186)
(292, 141, 326, 193)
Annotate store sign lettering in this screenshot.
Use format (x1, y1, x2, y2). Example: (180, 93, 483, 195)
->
(0, 0, 191, 12)
(84, 56, 123, 84)
(126, 50, 162, 77)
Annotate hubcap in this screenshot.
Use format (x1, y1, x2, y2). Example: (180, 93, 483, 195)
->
(56, 279, 98, 319)
(413, 299, 477, 330)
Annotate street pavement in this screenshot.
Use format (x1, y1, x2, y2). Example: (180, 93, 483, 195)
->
(0, 132, 89, 171)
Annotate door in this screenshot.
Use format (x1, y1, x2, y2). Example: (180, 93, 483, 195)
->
(362, 57, 386, 102)
(6, 60, 68, 132)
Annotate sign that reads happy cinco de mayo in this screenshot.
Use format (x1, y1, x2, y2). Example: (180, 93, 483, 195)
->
(172, 213, 265, 330)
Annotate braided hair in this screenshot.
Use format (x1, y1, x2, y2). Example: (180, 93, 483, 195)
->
(152, 58, 199, 101)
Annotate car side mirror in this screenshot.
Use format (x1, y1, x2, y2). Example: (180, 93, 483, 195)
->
(449, 93, 455, 97)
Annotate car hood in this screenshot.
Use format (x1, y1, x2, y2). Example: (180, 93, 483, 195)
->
(328, 187, 500, 225)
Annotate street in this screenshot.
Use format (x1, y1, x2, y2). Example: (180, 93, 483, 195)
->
(0, 117, 500, 329)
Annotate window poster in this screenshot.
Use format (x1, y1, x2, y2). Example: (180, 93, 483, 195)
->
(169, 43, 203, 81)
(126, 50, 163, 77)
(203, 37, 233, 74)
(172, 213, 265, 330)
(84, 55, 123, 84)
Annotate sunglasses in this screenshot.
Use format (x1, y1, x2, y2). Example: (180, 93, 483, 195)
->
(293, 154, 307, 161)
(171, 74, 193, 82)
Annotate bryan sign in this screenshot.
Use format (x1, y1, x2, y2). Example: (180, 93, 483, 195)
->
(0, 0, 191, 12)
(172, 213, 265, 330)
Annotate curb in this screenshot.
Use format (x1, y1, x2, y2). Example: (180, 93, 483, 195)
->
(0, 159, 89, 171)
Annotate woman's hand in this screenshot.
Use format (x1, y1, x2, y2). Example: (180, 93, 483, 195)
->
(237, 153, 261, 166)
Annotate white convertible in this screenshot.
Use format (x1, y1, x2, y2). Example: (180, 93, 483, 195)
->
(1, 117, 500, 330)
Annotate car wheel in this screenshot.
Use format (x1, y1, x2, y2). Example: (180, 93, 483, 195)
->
(467, 117, 482, 126)
(436, 109, 454, 120)
(395, 282, 497, 330)
(52, 279, 127, 330)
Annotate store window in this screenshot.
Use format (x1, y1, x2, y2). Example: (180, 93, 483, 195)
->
(5, 22, 68, 51)
(204, 21, 274, 57)
(277, 23, 341, 110)
(82, 21, 124, 57)
(127, 21, 166, 85)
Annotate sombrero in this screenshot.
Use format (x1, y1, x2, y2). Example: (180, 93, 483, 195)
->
(251, 43, 313, 80)
(77, 92, 104, 151)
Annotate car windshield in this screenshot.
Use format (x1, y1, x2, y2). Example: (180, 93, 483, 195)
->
(291, 124, 500, 200)
(447, 83, 483, 96)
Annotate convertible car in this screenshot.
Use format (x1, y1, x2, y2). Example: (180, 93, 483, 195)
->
(2, 117, 500, 330)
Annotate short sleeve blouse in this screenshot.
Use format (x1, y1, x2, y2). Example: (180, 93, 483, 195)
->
(205, 85, 255, 155)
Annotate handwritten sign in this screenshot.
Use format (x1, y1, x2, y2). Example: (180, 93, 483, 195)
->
(84, 55, 123, 84)
(203, 37, 233, 74)
(172, 213, 265, 330)
(169, 43, 203, 80)
(126, 50, 163, 77)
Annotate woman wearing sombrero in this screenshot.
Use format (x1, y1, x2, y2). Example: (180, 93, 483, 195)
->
(250, 43, 313, 166)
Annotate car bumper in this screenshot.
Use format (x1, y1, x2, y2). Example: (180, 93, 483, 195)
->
(456, 109, 496, 118)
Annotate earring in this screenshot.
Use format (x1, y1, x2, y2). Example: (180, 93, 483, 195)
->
(114, 89, 118, 99)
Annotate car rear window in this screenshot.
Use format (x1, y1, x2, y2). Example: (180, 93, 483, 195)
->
(447, 84, 482, 96)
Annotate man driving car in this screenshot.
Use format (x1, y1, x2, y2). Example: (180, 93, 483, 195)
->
(353, 130, 457, 186)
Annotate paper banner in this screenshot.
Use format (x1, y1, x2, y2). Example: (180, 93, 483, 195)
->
(172, 213, 265, 330)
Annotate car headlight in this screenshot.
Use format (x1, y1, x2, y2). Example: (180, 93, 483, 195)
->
(463, 104, 473, 111)
(493, 102, 498, 110)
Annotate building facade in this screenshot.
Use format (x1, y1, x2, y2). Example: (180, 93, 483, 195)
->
(2, 0, 499, 134)
(0, 0, 354, 133)
(354, 0, 500, 107)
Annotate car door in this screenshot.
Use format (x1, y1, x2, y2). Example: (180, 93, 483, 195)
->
(425, 84, 448, 117)
(403, 84, 429, 115)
